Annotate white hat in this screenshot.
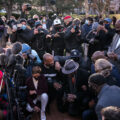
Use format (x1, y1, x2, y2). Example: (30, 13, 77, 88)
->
(53, 19, 61, 25)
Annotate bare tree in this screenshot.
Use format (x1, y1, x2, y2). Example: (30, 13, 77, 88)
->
(84, 0, 89, 17)
(90, 0, 111, 17)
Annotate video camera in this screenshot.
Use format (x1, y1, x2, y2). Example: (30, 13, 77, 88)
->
(12, 24, 23, 32)
(0, 52, 27, 120)
(25, 3, 32, 11)
(38, 28, 45, 35)
(73, 25, 80, 34)
(27, 18, 35, 28)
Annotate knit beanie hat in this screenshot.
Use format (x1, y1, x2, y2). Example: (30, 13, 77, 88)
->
(64, 16, 72, 23)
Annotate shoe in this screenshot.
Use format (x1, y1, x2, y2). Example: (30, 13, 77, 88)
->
(41, 111, 46, 120)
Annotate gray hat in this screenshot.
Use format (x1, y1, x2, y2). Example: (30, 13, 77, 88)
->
(62, 59, 79, 74)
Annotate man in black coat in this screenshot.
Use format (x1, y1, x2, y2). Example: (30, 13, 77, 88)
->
(11, 19, 34, 45)
(0, 18, 8, 48)
(61, 59, 90, 116)
(64, 19, 83, 55)
(50, 18, 65, 56)
(40, 53, 64, 112)
(31, 21, 49, 59)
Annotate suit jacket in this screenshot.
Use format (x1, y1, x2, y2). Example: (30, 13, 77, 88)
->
(26, 74, 48, 107)
(64, 68, 90, 101)
(108, 33, 120, 55)
(108, 33, 120, 71)
(96, 84, 120, 120)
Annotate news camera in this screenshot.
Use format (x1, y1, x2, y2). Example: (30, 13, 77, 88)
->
(73, 25, 80, 34)
(38, 28, 45, 35)
(25, 3, 32, 11)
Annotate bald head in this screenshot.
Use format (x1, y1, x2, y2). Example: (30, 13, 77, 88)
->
(91, 51, 106, 62)
(43, 53, 54, 67)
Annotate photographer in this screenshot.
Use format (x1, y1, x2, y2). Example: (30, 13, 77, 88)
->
(10, 19, 35, 45)
(0, 18, 8, 48)
(21, 43, 41, 77)
(0, 42, 29, 120)
(31, 21, 49, 59)
(50, 18, 65, 56)
(20, 3, 31, 19)
(86, 22, 100, 57)
(64, 18, 83, 55)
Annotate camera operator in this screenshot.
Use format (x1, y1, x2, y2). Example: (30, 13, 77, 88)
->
(0, 18, 8, 48)
(33, 14, 40, 22)
(27, 14, 40, 29)
(0, 42, 29, 120)
(50, 18, 65, 56)
(64, 18, 83, 56)
(21, 43, 41, 78)
(20, 3, 32, 19)
(31, 21, 49, 59)
(10, 19, 34, 45)
(86, 22, 101, 57)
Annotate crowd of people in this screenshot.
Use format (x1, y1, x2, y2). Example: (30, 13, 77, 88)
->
(0, 3, 120, 120)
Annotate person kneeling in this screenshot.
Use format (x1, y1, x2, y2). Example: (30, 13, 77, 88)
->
(26, 66, 48, 120)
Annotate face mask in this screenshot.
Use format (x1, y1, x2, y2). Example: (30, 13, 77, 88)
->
(85, 20, 89, 24)
(55, 25, 61, 30)
(34, 77, 39, 81)
(43, 19, 46, 22)
(105, 24, 110, 29)
(21, 25, 26, 30)
(46, 64, 54, 68)
(34, 18, 38, 21)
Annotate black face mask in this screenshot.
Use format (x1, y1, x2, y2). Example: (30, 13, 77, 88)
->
(115, 30, 120, 34)
(55, 25, 61, 31)
(34, 77, 39, 81)
(46, 64, 54, 68)
(34, 18, 38, 21)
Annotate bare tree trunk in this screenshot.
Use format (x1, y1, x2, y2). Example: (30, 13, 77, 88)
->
(84, 0, 89, 17)
(4, 0, 13, 20)
(102, 0, 110, 17)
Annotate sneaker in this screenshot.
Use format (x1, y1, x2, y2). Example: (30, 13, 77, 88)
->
(41, 111, 46, 120)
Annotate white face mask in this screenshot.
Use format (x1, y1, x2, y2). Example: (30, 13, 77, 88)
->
(85, 20, 89, 24)
(43, 19, 46, 22)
